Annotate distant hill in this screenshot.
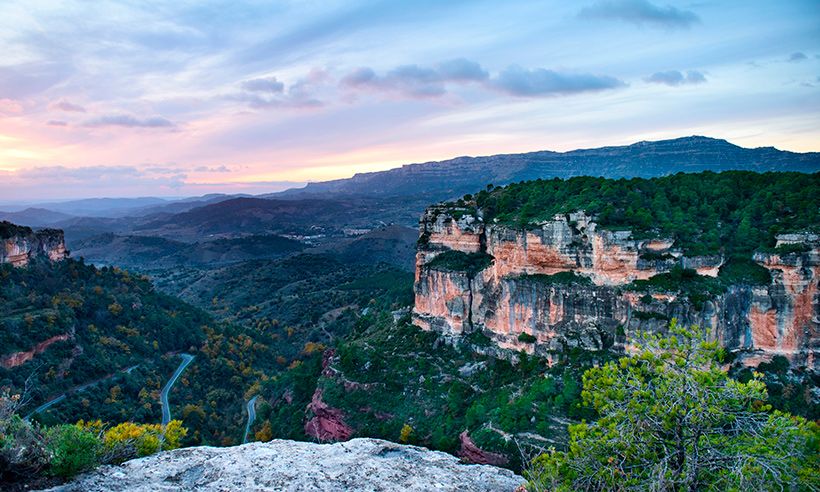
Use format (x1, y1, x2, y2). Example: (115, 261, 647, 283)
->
(0, 207, 74, 227)
(131, 197, 386, 241)
(312, 225, 419, 271)
(275, 136, 820, 200)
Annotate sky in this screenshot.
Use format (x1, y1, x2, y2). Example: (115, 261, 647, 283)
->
(0, 0, 818, 200)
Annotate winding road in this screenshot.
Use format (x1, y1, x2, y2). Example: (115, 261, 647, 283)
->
(242, 395, 259, 443)
(160, 354, 194, 426)
(24, 395, 66, 421)
(24, 364, 140, 421)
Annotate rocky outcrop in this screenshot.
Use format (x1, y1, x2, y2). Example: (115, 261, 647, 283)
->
(417, 207, 719, 286)
(458, 431, 509, 467)
(1, 221, 67, 267)
(304, 388, 353, 441)
(47, 438, 522, 492)
(1, 334, 71, 369)
(414, 208, 819, 370)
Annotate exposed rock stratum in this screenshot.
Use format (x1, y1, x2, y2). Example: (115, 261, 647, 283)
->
(46, 438, 523, 491)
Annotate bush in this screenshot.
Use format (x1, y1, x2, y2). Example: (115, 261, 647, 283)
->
(518, 332, 537, 343)
(103, 420, 186, 460)
(45, 424, 101, 478)
(0, 415, 49, 482)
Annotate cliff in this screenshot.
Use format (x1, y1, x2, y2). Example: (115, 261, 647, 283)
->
(1, 221, 67, 266)
(46, 438, 522, 491)
(413, 207, 819, 370)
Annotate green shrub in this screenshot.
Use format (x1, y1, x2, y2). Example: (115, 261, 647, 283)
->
(45, 424, 101, 478)
(425, 251, 493, 276)
(632, 310, 668, 321)
(773, 243, 811, 254)
(517, 272, 592, 286)
(518, 332, 537, 343)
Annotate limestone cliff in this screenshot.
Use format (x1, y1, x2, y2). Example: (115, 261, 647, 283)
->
(1, 221, 67, 267)
(413, 207, 819, 370)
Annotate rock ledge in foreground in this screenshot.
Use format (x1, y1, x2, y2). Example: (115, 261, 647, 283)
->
(45, 438, 523, 491)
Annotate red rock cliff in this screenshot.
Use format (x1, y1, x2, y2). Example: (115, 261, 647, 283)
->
(413, 208, 818, 370)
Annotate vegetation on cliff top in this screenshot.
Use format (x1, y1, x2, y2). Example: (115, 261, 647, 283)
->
(472, 171, 820, 257)
(0, 221, 34, 239)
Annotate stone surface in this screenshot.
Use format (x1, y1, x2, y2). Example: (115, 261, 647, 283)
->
(46, 438, 523, 492)
(413, 208, 819, 370)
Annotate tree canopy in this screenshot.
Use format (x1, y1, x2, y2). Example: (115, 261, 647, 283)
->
(526, 320, 820, 491)
(472, 171, 820, 257)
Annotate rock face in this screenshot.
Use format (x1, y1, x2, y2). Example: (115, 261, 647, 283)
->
(1, 333, 71, 369)
(47, 438, 523, 492)
(0, 221, 67, 267)
(413, 208, 819, 370)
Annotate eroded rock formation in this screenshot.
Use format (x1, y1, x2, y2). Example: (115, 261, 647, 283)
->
(413, 208, 819, 370)
(1, 333, 72, 369)
(304, 388, 353, 441)
(1, 221, 67, 267)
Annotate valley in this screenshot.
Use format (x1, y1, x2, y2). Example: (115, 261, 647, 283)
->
(1, 139, 818, 489)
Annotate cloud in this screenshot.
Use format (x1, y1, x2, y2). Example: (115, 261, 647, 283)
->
(0, 98, 23, 115)
(83, 114, 175, 128)
(341, 58, 489, 98)
(644, 70, 707, 86)
(491, 65, 626, 96)
(230, 69, 329, 109)
(788, 52, 807, 62)
(194, 165, 231, 173)
(0, 61, 73, 99)
(9, 165, 186, 189)
(579, 0, 699, 29)
(436, 58, 489, 82)
(240, 76, 285, 93)
(228, 91, 323, 110)
(46, 120, 68, 126)
(51, 100, 86, 112)
(343, 65, 444, 97)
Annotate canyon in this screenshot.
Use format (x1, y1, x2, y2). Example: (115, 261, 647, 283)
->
(1, 222, 67, 267)
(413, 206, 819, 370)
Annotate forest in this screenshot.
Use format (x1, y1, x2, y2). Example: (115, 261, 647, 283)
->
(471, 171, 819, 257)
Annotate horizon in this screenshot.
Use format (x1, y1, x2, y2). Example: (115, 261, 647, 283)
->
(1, 1, 818, 200)
(0, 134, 815, 204)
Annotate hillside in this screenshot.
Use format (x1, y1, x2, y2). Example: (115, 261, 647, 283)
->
(278, 136, 820, 200)
(130, 197, 382, 242)
(72, 233, 305, 268)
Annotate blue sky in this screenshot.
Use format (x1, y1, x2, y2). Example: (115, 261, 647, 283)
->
(0, 0, 818, 199)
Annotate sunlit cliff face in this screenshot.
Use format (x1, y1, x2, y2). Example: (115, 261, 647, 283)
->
(412, 208, 819, 369)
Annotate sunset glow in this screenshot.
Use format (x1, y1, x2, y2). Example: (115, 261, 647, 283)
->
(0, 1, 818, 200)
